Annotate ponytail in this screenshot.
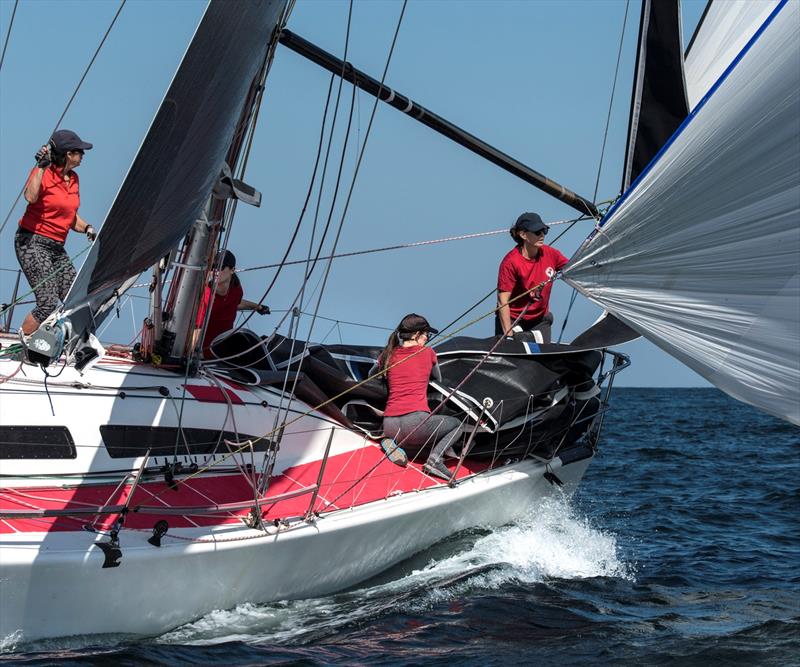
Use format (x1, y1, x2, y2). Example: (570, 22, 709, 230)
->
(378, 328, 417, 369)
(378, 329, 401, 370)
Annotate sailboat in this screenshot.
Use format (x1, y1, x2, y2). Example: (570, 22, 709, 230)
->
(0, 0, 796, 644)
(0, 0, 627, 642)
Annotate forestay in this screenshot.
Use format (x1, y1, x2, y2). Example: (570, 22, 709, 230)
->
(563, 0, 800, 425)
(61, 0, 287, 338)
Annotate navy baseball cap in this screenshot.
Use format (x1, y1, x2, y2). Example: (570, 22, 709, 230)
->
(398, 313, 438, 335)
(213, 249, 236, 269)
(50, 129, 93, 152)
(514, 212, 548, 234)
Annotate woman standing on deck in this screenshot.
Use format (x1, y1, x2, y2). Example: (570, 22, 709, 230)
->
(380, 313, 462, 481)
(15, 129, 95, 336)
(496, 212, 569, 343)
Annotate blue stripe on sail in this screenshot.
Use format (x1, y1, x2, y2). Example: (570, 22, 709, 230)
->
(524, 342, 540, 354)
(597, 0, 789, 228)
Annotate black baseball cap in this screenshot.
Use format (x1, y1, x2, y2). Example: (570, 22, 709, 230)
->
(213, 249, 236, 269)
(50, 129, 93, 152)
(397, 313, 438, 335)
(514, 212, 548, 234)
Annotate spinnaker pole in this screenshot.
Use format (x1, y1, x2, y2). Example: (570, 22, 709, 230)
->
(279, 29, 599, 218)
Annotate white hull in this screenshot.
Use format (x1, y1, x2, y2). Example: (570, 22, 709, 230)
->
(0, 454, 590, 642)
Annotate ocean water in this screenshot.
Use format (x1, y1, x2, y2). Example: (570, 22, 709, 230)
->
(3, 388, 798, 665)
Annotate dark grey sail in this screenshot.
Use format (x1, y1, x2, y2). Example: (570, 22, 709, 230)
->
(62, 0, 287, 338)
(621, 0, 689, 191)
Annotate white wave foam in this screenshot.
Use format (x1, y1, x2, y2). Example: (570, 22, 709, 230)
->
(161, 496, 632, 646)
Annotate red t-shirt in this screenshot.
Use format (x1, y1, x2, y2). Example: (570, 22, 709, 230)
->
(384, 345, 437, 417)
(196, 282, 243, 356)
(18, 166, 80, 243)
(497, 245, 569, 323)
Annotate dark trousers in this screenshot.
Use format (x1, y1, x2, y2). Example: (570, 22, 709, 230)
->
(495, 311, 554, 343)
(383, 411, 462, 464)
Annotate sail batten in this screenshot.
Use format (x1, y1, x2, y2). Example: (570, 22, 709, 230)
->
(565, 0, 800, 425)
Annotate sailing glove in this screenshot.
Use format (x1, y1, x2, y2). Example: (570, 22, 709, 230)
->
(256, 305, 270, 315)
(85, 226, 97, 241)
(35, 144, 51, 169)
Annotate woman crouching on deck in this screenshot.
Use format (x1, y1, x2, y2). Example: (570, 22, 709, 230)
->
(380, 313, 462, 481)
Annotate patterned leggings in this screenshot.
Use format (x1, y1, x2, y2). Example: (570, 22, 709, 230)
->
(14, 230, 76, 323)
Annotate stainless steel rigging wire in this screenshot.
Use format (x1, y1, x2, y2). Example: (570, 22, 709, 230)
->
(557, 0, 630, 343)
(0, 0, 19, 72)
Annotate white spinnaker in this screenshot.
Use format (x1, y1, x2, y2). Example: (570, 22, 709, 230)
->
(564, 1, 800, 425)
(684, 0, 779, 110)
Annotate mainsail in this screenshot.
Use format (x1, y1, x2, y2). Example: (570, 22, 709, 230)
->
(564, 0, 800, 425)
(61, 0, 287, 339)
(622, 0, 689, 192)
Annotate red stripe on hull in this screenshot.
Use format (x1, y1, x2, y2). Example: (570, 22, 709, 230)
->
(0, 447, 491, 534)
(183, 384, 244, 404)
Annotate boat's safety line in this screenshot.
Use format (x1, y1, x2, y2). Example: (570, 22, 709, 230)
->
(0, 245, 91, 320)
(136, 273, 562, 509)
(234, 221, 590, 274)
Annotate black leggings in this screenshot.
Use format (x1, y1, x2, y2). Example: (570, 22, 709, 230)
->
(14, 230, 76, 323)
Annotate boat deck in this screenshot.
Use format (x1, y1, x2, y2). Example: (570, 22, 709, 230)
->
(0, 445, 493, 534)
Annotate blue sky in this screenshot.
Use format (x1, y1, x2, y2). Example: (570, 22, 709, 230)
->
(0, 0, 708, 386)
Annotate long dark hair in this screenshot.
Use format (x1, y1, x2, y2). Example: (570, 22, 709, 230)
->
(378, 313, 433, 369)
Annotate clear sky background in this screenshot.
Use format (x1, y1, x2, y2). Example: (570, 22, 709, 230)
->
(0, 0, 708, 386)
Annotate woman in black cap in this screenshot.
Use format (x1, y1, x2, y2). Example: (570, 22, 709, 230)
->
(195, 249, 269, 358)
(15, 129, 95, 335)
(379, 313, 462, 481)
(496, 212, 569, 343)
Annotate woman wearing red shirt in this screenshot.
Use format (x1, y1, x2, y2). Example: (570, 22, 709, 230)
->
(15, 130, 95, 335)
(496, 212, 569, 343)
(195, 250, 269, 358)
(380, 313, 462, 481)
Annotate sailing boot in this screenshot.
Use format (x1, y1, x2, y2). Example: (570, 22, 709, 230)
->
(422, 458, 452, 482)
(380, 438, 408, 467)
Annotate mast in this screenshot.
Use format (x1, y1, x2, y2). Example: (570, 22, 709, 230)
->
(279, 30, 599, 218)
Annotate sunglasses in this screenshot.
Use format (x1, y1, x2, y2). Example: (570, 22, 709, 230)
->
(530, 227, 548, 236)
(69, 149, 85, 155)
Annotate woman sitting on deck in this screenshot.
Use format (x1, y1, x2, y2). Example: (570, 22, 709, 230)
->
(379, 313, 462, 481)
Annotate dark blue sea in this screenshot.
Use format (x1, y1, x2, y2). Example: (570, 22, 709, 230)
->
(3, 388, 798, 666)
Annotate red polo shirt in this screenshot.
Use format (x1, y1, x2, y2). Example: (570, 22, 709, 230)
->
(18, 166, 80, 243)
(384, 345, 437, 416)
(196, 282, 243, 357)
(497, 245, 569, 323)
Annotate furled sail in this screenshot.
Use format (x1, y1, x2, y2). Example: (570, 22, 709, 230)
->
(622, 0, 689, 192)
(563, 0, 800, 425)
(684, 0, 780, 111)
(61, 0, 287, 338)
